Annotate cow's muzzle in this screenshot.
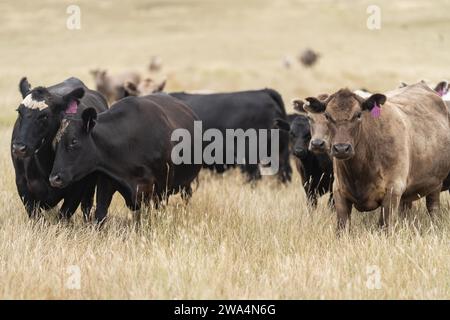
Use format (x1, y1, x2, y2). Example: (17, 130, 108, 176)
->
(49, 174, 65, 188)
(309, 139, 327, 153)
(331, 143, 354, 160)
(12, 143, 28, 157)
(293, 147, 308, 159)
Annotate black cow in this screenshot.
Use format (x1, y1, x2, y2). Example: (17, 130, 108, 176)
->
(275, 102, 333, 207)
(11, 77, 108, 219)
(169, 89, 292, 183)
(49, 94, 201, 223)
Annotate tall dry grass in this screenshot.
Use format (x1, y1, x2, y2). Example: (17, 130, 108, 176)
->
(1, 0, 450, 299)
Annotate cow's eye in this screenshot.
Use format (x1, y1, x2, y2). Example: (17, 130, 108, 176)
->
(38, 114, 48, 121)
(355, 112, 362, 120)
(71, 138, 78, 146)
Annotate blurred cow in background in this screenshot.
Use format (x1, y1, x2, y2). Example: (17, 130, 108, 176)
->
(90, 69, 141, 103)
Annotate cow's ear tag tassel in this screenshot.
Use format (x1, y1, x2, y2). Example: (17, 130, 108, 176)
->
(371, 102, 381, 118)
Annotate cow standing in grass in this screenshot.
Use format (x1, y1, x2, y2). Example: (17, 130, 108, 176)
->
(11, 77, 108, 219)
(303, 83, 450, 232)
(49, 94, 201, 224)
(275, 101, 333, 207)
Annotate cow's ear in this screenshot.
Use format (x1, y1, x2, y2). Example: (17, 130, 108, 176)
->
(434, 81, 449, 97)
(274, 118, 290, 131)
(81, 108, 97, 133)
(361, 93, 386, 111)
(399, 81, 408, 88)
(124, 81, 138, 97)
(19, 77, 31, 98)
(304, 97, 326, 113)
(155, 79, 166, 92)
(292, 99, 306, 113)
(60, 87, 85, 115)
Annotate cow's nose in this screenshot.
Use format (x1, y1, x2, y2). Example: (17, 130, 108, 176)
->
(310, 139, 325, 148)
(332, 143, 352, 155)
(12, 143, 27, 156)
(293, 148, 307, 159)
(49, 174, 63, 188)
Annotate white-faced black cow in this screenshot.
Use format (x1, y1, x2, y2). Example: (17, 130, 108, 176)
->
(11, 77, 108, 219)
(275, 101, 333, 207)
(49, 94, 201, 223)
(169, 89, 292, 183)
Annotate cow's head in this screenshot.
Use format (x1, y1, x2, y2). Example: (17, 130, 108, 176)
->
(275, 116, 311, 160)
(304, 89, 386, 160)
(12, 77, 84, 158)
(292, 94, 331, 154)
(274, 100, 312, 159)
(49, 108, 97, 188)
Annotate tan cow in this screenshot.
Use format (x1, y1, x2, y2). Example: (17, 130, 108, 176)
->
(89, 69, 141, 103)
(301, 82, 450, 232)
(123, 78, 166, 97)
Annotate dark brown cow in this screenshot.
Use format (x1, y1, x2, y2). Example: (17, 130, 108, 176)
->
(303, 83, 450, 232)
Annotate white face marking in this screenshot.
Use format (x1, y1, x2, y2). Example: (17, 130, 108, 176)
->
(353, 90, 372, 99)
(22, 94, 48, 110)
(52, 119, 70, 150)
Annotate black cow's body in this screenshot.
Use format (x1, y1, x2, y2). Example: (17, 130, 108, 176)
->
(170, 89, 292, 183)
(280, 114, 333, 207)
(50, 94, 201, 223)
(11, 77, 108, 219)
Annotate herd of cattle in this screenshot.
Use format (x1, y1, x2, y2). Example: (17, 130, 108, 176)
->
(10, 72, 450, 233)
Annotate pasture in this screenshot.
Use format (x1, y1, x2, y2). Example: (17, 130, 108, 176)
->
(1, 0, 450, 299)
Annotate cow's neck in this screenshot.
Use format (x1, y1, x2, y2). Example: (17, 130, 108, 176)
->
(301, 152, 331, 178)
(333, 120, 381, 191)
(91, 126, 134, 193)
(32, 142, 55, 179)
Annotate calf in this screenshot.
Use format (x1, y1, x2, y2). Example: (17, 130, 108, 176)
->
(11, 77, 108, 219)
(275, 103, 333, 207)
(49, 94, 201, 223)
(303, 83, 450, 232)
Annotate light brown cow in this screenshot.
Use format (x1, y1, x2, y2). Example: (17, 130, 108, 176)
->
(123, 78, 166, 97)
(89, 69, 141, 103)
(302, 82, 450, 232)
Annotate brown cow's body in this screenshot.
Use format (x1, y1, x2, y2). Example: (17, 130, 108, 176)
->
(305, 83, 450, 231)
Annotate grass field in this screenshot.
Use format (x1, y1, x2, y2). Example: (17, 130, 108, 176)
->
(1, 0, 450, 299)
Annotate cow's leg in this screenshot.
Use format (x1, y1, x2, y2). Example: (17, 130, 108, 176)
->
(94, 176, 116, 225)
(334, 189, 352, 234)
(426, 186, 441, 217)
(398, 200, 412, 219)
(305, 188, 318, 208)
(328, 191, 335, 209)
(244, 164, 261, 183)
(80, 175, 97, 222)
(181, 185, 193, 204)
(59, 188, 85, 221)
(379, 189, 401, 229)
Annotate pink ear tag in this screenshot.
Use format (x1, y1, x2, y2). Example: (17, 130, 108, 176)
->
(66, 100, 78, 114)
(371, 102, 381, 118)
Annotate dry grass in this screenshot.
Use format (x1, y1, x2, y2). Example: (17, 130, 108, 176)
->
(1, 0, 450, 299)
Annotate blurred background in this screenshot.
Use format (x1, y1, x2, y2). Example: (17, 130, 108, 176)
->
(1, 0, 449, 119)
